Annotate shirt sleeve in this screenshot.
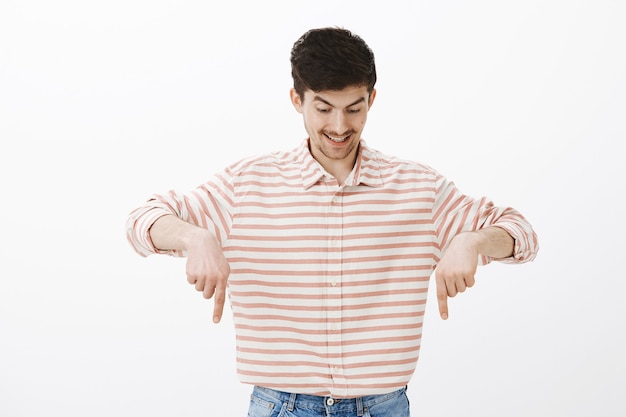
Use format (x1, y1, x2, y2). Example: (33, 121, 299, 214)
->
(432, 172, 539, 265)
(125, 169, 235, 258)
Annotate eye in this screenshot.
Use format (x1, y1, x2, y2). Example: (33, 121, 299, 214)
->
(316, 107, 330, 113)
(347, 108, 361, 114)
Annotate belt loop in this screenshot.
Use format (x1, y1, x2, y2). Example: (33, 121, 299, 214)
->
(287, 392, 297, 411)
(356, 396, 364, 416)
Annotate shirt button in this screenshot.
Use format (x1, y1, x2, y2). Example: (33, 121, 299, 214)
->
(330, 238, 338, 246)
(330, 280, 337, 287)
(331, 324, 338, 331)
(326, 398, 335, 406)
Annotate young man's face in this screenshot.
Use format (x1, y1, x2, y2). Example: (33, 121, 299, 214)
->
(290, 85, 376, 176)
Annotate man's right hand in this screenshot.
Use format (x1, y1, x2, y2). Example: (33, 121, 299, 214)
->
(185, 228, 230, 323)
(149, 215, 230, 324)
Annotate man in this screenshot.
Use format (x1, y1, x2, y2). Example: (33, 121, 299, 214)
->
(126, 27, 538, 417)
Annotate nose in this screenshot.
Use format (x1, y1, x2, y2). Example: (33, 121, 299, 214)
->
(328, 111, 348, 135)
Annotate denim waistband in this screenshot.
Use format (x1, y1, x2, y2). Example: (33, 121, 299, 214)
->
(252, 385, 407, 414)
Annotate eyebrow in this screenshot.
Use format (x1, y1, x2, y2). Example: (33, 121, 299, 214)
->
(312, 95, 366, 108)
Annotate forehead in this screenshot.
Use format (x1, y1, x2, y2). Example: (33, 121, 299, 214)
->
(304, 86, 370, 106)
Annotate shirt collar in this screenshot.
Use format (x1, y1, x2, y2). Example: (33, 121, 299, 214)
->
(298, 139, 384, 189)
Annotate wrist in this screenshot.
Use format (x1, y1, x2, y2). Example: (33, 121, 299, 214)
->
(451, 231, 483, 253)
(181, 226, 213, 251)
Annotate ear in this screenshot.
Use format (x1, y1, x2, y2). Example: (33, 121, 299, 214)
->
(367, 89, 377, 110)
(290, 88, 303, 113)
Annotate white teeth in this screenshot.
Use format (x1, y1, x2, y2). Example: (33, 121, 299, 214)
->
(326, 134, 349, 142)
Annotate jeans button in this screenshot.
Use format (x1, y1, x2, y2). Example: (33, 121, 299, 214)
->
(326, 398, 334, 406)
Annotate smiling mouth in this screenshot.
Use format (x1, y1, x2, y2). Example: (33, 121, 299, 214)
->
(324, 133, 351, 143)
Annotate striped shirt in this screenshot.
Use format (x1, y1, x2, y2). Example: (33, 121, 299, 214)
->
(126, 139, 538, 398)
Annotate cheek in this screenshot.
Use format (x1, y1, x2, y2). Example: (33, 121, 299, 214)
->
(304, 112, 324, 129)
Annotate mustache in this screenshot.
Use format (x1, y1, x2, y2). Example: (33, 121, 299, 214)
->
(322, 130, 355, 137)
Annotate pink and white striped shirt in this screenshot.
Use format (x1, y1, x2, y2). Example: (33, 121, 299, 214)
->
(126, 139, 538, 398)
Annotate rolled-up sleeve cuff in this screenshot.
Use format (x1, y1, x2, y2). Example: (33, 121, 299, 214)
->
(126, 208, 182, 257)
(490, 222, 539, 264)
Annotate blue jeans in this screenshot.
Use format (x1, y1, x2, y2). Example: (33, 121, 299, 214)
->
(247, 386, 410, 417)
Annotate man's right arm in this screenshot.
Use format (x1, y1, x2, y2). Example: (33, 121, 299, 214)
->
(149, 214, 213, 253)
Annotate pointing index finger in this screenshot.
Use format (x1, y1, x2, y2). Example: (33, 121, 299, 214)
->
(436, 275, 449, 320)
(212, 283, 226, 324)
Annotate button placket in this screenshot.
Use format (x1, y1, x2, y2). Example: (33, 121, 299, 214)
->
(325, 191, 345, 390)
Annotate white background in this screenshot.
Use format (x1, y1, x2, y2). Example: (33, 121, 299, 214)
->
(1, 1, 624, 416)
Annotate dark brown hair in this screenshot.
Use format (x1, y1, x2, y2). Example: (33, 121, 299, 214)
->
(290, 27, 377, 100)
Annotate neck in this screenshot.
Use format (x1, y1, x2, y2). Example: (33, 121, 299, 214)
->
(321, 148, 360, 186)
